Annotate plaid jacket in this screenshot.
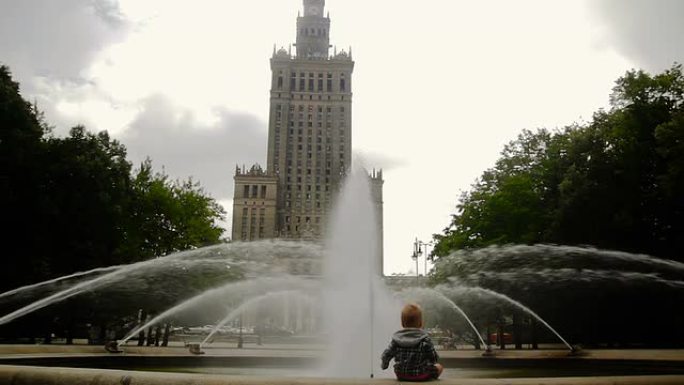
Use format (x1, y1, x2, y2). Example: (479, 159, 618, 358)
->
(381, 328, 439, 376)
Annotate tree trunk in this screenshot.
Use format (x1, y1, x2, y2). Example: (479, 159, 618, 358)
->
(486, 325, 491, 347)
(137, 310, 147, 347)
(43, 330, 52, 345)
(99, 324, 107, 345)
(146, 326, 154, 346)
(65, 325, 73, 345)
(513, 314, 523, 350)
(154, 325, 162, 347)
(497, 322, 505, 350)
(530, 318, 538, 350)
(161, 323, 170, 347)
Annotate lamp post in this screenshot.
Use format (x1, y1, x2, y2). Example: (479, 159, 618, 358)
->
(412, 238, 435, 277)
(411, 238, 420, 280)
(237, 314, 244, 349)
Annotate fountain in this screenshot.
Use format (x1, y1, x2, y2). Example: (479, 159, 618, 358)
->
(0, 170, 683, 383)
(396, 288, 490, 355)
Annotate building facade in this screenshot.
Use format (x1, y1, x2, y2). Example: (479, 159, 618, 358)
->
(231, 165, 279, 241)
(232, 0, 383, 265)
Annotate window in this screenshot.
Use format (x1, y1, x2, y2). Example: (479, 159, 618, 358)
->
(260, 185, 267, 198)
(340, 74, 346, 92)
(251, 185, 258, 198)
(243, 185, 249, 197)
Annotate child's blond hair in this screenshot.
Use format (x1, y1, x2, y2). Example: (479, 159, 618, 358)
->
(401, 303, 423, 328)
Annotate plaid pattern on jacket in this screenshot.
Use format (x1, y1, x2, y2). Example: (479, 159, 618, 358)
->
(381, 328, 439, 376)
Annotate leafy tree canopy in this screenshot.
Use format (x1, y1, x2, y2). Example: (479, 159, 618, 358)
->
(0, 65, 225, 292)
(433, 64, 684, 262)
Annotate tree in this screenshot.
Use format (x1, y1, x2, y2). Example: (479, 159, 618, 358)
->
(0, 65, 225, 293)
(120, 159, 225, 260)
(430, 64, 684, 347)
(434, 63, 684, 262)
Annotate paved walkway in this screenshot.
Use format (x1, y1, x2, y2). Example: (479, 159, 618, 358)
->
(1, 365, 684, 385)
(1, 344, 683, 361)
(1, 344, 684, 385)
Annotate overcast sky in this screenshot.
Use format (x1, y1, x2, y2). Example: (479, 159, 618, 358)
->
(1, 0, 682, 275)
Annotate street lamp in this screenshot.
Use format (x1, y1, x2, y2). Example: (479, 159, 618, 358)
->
(411, 238, 420, 279)
(412, 238, 435, 277)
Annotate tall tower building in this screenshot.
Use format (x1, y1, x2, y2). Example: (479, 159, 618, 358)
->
(232, 0, 383, 257)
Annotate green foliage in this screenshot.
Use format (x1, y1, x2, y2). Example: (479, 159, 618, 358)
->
(0, 65, 225, 292)
(122, 159, 226, 260)
(434, 63, 684, 262)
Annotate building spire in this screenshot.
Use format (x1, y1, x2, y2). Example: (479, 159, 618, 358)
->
(296, 0, 330, 59)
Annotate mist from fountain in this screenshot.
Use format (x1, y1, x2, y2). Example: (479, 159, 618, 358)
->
(119, 276, 313, 346)
(437, 284, 574, 351)
(321, 169, 400, 379)
(7, 166, 683, 374)
(434, 244, 684, 279)
(0, 242, 324, 327)
(462, 268, 684, 289)
(201, 290, 314, 347)
(0, 265, 124, 300)
(397, 287, 488, 350)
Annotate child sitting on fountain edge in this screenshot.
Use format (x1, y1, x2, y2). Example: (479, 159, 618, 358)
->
(381, 303, 443, 381)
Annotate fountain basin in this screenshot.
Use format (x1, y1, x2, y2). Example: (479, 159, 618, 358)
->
(1, 364, 684, 385)
(1, 349, 684, 381)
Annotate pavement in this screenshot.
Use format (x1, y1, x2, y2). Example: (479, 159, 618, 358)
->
(1, 343, 683, 361)
(1, 344, 684, 385)
(1, 365, 684, 385)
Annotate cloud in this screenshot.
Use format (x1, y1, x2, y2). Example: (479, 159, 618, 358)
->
(0, 0, 128, 82)
(590, 0, 684, 72)
(0, 0, 130, 134)
(353, 151, 408, 172)
(117, 95, 267, 202)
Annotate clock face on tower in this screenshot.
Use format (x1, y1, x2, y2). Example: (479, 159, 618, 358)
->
(308, 6, 319, 16)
